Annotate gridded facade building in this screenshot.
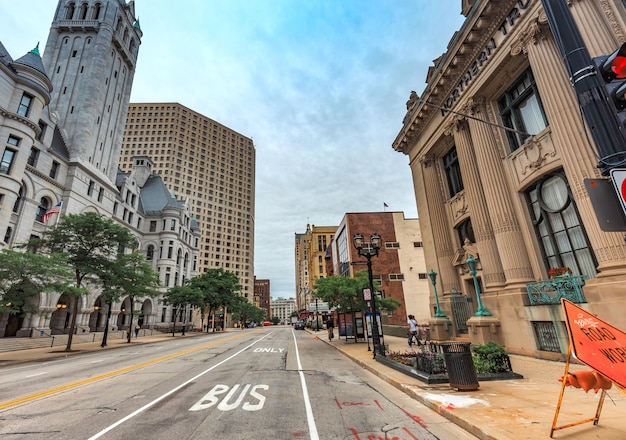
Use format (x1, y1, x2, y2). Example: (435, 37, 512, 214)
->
(119, 103, 256, 299)
(294, 224, 337, 311)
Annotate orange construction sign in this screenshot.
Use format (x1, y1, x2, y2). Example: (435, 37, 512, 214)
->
(562, 299, 626, 389)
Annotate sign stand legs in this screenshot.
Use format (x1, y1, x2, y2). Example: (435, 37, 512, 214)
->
(550, 344, 607, 438)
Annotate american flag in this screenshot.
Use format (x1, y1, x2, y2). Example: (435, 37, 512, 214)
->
(42, 201, 62, 223)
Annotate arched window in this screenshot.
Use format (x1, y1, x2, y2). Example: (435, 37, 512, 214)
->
(129, 38, 135, 54)
(176, 248, 182, 265)
(35, 197, 50, 223)
(79, 3, 88, 19)
(527, 172, 597, 279)
(13, 184, 25, 213)
(116, 18, 122, 32)
(183, 252, 189, 269)
(92, 3, 101, 20)
(123, 29, 128, 44)
(146, 245, 154, 260)
(66, 3, 76, 19)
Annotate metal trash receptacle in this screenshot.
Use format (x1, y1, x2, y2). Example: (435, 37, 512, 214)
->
(441, 342, 479, 391)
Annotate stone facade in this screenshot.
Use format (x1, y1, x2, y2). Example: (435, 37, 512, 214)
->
(393, 0, 626, 359)
(0, 1, 199, 337)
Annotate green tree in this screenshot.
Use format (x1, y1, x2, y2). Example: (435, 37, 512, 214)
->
(230, 295, 265, 327)
(0, 249, 71, 317)
(314, 271, 401, 314)
(163, 284, 204, 336)
(101, 251, 160, 344)
(36, 212, 135, 351)
(189, 268, 241, 331)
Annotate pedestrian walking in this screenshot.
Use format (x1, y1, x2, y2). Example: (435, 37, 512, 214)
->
(134, 325, 140, 338)
(326, 316, 335, 341)
(407, 314, 418, 346)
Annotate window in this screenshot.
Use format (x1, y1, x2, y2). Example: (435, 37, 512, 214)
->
(455, 218, 475, 247)
(87, 180, 94, 196)
(418, 273, 428, 280)
(0, 149, 16, 174)
(3, 227, 12, 244)
(7, 135, 20, 146)
(98, 187, 104, 202)
(35, 197, 50, 223)
(385, 242, 400, 248)
(13, 185, 24, 213)
(17, 93, 33, 117)
(149, 221, 157, 232)
(498, 69, 548, 151)
(413, 242, 423, 247)
(146, 245, 154, 260)
(527, 173, 596, 279)
(27, 147, 40, 167)
(49, 161, 60, 179)
(170, 219, 176, 231)
(389, 274, 405, 281)
(443, 147, 464, 197)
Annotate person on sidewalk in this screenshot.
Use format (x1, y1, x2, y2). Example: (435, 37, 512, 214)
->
(407, 314, 418, 347)
(326, 316, 335, 341)
(134, 325, 140, 338)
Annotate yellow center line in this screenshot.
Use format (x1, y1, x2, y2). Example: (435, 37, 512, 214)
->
(0, 332, 253, 411)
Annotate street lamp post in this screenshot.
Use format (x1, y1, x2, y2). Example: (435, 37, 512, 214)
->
(428, 269, 448, 318)
(466, 256, 491, 316)
(353, 233, 383, 359)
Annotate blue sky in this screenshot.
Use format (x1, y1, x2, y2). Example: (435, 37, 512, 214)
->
(0, 1, 466, 298)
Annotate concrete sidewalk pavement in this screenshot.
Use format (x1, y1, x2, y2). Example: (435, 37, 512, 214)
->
(1, 328, 625, 439)
(314, 330, 626, 440)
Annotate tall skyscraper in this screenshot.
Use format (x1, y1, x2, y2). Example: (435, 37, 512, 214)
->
(119, 103, 256, 299)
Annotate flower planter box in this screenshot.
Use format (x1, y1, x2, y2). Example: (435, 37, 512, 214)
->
(376, 354, 523, 385)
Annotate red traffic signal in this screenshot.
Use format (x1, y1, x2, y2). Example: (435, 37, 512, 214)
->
(598, 42, 626, 81)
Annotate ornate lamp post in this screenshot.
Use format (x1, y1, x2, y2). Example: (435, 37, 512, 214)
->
(466, 256, 491, 316)
(353, 233, 383, 358)
(428, 269, 448, 318)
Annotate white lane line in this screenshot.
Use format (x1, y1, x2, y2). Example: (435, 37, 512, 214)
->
(292, 329, 319, 440)
(87, 332, 271, 440)
(24, 372, 46, 378)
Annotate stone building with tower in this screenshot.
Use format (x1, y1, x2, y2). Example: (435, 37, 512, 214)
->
(393, 0, 626, 359)
(0, 1, 199, 338)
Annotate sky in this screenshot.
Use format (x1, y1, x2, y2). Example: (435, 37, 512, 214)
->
(0, 1, 466, 298)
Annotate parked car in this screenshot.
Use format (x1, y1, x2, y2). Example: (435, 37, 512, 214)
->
(262, 321, 273, 326)
(294, 320, 306, 330)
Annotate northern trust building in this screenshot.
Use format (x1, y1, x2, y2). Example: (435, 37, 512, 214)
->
(393, 0, 626, 359)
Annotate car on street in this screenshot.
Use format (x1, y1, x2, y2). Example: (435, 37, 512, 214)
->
(294, 320, 306, 330)
(262, 321, 273, 326)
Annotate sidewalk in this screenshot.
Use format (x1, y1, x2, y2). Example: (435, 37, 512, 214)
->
(317, 330, 626, 440)
(1, 329, 625, 439)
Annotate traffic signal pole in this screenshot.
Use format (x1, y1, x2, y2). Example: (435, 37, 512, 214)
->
(540, 0, 626, 175)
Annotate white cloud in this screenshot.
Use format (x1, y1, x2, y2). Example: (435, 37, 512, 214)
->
(0, 1, 466, 298)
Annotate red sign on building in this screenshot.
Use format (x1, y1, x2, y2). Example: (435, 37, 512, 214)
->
(562, 299, 626, 389)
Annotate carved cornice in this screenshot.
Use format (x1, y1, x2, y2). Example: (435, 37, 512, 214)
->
(0, 106, 39, 135)
(419, 153, 438, 168)
(510, 12, 549, 56)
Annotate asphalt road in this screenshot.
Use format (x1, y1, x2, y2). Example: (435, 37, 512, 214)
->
(0, 327, 477, 440)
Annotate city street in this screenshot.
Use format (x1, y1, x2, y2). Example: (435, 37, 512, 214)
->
(0, 327, 477, 440)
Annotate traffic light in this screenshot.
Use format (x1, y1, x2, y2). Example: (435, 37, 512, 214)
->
(594, 42, 626, 116)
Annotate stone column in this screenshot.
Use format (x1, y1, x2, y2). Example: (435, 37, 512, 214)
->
(417, 154, 460, 294)
(448, 117, 505, 291)
(570, 0, 624, 56)
(515, 13, 626, 276)
(465, 99, 534, 287)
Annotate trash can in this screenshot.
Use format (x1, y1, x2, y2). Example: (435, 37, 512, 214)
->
(441, 342, 479, 391)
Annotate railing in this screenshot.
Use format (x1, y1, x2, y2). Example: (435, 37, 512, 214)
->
(526, 275, 586, 305)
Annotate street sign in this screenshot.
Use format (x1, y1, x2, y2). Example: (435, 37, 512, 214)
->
(610, 168, 626, 217)
(562, 299, 626, 389)
(308, 302, 329, 312)
(363, 288, 371, 301)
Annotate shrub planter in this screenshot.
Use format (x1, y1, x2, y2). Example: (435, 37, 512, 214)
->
(376, 354, 523, 385)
